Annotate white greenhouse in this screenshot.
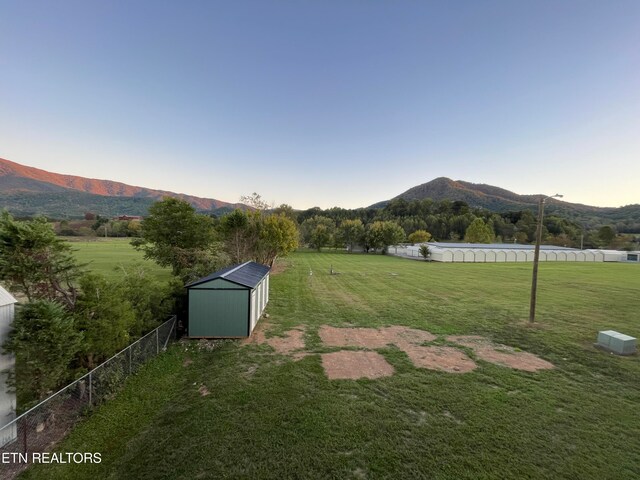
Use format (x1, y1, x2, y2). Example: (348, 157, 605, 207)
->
(388, 242, 638, 263)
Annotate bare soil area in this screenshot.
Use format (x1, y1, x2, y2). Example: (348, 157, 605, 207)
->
(244, 324, 553, 378)
(319, 325, 436, 349)
(243, 323, 307, 358)
(321, 351, 395, 380)
(447, 335, 554, 372)
(401, 345, 477, 373)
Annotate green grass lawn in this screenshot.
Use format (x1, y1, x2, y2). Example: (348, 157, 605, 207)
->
(63, 237, 171, 281)
(21, 252, 640, 479)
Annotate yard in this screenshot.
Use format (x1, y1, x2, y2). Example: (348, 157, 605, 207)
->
(63, 237, 171, 281)
(21, 251, 640, 479)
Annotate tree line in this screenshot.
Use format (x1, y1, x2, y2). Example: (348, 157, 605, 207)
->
(291, 198, 636, 251)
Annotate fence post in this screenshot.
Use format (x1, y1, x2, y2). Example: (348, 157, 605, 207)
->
(156, 328, 159, 354)
(129, 346, 132, 374)
(89, 372, 92, 407)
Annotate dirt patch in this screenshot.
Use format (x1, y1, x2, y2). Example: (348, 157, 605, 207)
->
(243, 323, 306, 357)
(182, 358, 193, 367)
(402, 345, 477, 373)
(319, 326, 391, 348)
(319, 325, 435, 349)
(321, 351, 395, 380)
(263, 328, 305, 355)
(380, 326, 437, 347)
(269, 259, 291, 275)
(447, 335, 554, 372)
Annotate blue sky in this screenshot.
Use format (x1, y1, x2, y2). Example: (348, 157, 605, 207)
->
(1, 1, 638, 209)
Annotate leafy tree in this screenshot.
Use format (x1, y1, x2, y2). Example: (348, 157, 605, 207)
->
(116, 266, 179, 336)
(419, 245, 430, 260)
(366, 221, 405, 253)
(240, 192, 270, 211)
(301, 216, 335, 251)
(126, 219, 142, 236)
(339, 219, 365, 252)
(3, 300, 83, 405)
(91, 215, 110, 237)
(598, 225, 616, 247)
(381, 221, 406, 250)
(220, 209, 299, 266)
(256, 214, 299, 266)
(408, 230, 432, 244)
(0, 212, 81, 309)
(74, 274, 136, 369)
(220, 209, 251, 264)
(365, 222, 385, 252)
(131, 198, 226, 281)
(272, 204, 298, 221)
(464, 218, 495, 243)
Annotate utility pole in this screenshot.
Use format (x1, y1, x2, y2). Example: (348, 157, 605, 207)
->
(529, 194, 563, 323)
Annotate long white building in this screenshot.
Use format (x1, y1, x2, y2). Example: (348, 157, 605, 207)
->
(388, 242, 640, 263)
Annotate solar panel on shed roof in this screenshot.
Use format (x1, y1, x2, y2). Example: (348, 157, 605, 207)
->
(186, 261, 270, 289)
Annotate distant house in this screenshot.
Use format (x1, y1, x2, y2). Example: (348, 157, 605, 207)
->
(114, 215, 143, 221)
(0, 286, 17, 447)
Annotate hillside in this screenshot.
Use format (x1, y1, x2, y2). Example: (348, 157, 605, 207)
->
(0, 157, 244, 218)
(373, 177, 640, 231)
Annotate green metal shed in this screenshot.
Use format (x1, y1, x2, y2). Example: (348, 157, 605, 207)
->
(186, 261, 270, 338)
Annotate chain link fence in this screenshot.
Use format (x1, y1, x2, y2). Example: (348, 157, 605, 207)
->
(0, 315, 177, 479)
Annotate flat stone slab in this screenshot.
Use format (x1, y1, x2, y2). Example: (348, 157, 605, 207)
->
(321, 351, 395, 380)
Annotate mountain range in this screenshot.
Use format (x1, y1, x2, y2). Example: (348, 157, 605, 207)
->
(373, 177, 640, 231)
(0, 157, 638, 231)
(0, 157, 244, 218)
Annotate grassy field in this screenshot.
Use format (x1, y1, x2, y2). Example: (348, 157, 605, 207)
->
(22, 252, 640, 479)
(63, 237, 171, 281)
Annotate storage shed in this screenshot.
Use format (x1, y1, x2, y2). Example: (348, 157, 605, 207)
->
(186, 262, 270, 338)
(0, 286, 17, 447)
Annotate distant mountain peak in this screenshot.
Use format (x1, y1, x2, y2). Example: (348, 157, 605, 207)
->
(385, 177, 543, 209)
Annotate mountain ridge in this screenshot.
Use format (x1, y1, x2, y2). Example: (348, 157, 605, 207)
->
(370, 177, 640, 231)
(0, 157, 244, 215)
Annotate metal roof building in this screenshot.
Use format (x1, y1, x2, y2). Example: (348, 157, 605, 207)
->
(185, 262, 270, 338)
(388, 242, 610, 263)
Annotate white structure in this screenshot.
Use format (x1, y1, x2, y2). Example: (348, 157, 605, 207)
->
(388, 242, 637, 264)
(598, 250, 640, 263)
(0, 286, 17, 447)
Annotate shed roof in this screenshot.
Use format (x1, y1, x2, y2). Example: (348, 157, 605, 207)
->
(0, 285, 18, 307)
(186, 261, 270, 289)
